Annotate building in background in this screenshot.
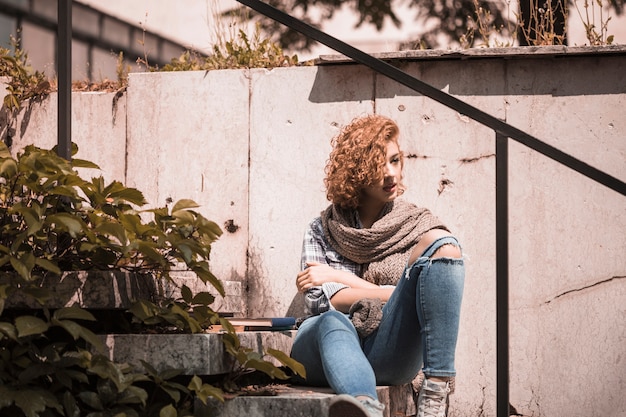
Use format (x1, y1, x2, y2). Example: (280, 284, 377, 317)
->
(1, 0, 625, 81)
(0, 0, 192, 81)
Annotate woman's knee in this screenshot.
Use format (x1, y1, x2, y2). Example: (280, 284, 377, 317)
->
(431, 241, 462, 259)
(319, 310, 353, 327)
(409, 229, 461, 265)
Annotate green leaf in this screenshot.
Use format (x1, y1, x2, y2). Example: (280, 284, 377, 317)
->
(192, 264, 224, 296)
(63, 391, 80, 417)
(117, 385, 148, 406)
(50, 184, 80, 198)
(11, 205, 42, 235)
(108, 184, 147, 205)
(52, 318, 83, 340)
(78, 391, 104, 410)
(0, 158, 18, 177)
(14, 388, 62, 417)
(181, 285, 193, 304)
(95, 221, 128, 245)
(0, 141, 12, 159)
(0, 322, 17, 340)
(188, 376, 224, 403)
(160, 404, 178, 417)
(53, 305, 96, 321)
(172, 199, 200, 213)
(267, 348, 306, 378)
(129, 299, 158, 321)
(171, 209, 195, 224)
(46, 213, 86, 237)
(10, 256, 31, 280)
(78, 325, 106, 353)
(159, 384, 182, 402)
(15, 315, 49, 337)
(34, 257, 61, 274)
(246, 358, 288, 379)
(174, 242, 194, 264)
(192, 292, 215, 306)
(88, 355, 127, 392)
(71, 158, 100, 169)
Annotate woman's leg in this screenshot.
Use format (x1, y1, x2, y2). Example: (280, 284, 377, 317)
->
(363, 235, 464, 384)
(290, 310, 379, 399)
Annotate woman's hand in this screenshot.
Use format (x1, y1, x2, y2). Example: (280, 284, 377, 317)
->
(296, 262, 339, 292)
(296, 262, 379, 292)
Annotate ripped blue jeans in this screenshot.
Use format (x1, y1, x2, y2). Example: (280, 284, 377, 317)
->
(290, 236, 465, 399)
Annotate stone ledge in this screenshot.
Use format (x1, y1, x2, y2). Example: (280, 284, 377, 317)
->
(102, 331, 297, 375)
(195, 384, 416, 417)
(2, 271, 158, 309)
(1, 272, 243, 315)
(314, 44, 626, 65)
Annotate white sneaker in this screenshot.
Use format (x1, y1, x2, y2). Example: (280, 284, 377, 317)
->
(417, 378, 450, 417)
(328, 394, 384, 417)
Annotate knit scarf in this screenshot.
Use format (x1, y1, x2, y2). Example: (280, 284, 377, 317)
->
(320, 199, 447, 285)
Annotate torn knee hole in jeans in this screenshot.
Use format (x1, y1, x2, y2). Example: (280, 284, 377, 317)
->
(431, 243, 462, 259)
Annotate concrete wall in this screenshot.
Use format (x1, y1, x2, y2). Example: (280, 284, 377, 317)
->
(1, 47, 625, 417)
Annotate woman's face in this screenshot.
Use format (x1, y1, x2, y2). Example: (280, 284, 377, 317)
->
(361, 139, 403, 207)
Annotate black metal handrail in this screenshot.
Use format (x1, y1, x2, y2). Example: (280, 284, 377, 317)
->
(57, 0, 72, 160)
(232, 2, 625, 417)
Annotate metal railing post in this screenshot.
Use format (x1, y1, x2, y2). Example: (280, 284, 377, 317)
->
(57, 0, 72, 160)
(496, 133, 510, 416)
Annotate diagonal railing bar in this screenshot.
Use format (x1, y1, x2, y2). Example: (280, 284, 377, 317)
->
(236, 0, 626, 198)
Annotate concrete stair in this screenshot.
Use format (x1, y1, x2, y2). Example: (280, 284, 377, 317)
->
(195, 384, 416, 417)
(4, 273, 416, 416)
(103, 330, 416, 417)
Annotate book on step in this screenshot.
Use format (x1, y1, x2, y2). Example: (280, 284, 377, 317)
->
(209, 317, 296, 332)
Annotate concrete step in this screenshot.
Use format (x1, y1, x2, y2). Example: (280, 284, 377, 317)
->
(195, 384, 416, 417)
(2, 271, 244, 316)
(102, 331, 297, 375)
(102, 331, 416, 417)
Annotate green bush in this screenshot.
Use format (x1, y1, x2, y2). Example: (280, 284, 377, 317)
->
(0, 143, 304, 416)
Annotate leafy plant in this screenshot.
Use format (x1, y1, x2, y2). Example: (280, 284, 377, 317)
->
(0, 142, 223, 290)
(0, 36, 50, 112)
(0, 302, 218, 417)
(216, 318, 306, 393)
(0, 143, 304, 416)
(156, 26, 299, 72)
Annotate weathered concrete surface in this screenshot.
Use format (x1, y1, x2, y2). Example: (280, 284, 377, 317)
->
(164, 275, 244, 316)
(102, 331, 298, 375)
(195, 384, 416, 417)
(125, 70, 250, 297)
(1, 271, 158, 309)
(1, 91, 127, 184)
(1, 47, 625, 416)
(1, 271, 241, 315)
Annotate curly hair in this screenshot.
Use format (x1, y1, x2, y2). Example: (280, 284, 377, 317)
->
(325, 115, 405, 209)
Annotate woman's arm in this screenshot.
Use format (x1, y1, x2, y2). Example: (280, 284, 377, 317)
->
(330, 287, 395, 313)
(296, 261, 379, 293)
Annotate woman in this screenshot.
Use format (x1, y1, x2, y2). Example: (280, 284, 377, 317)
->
(290, 115, 465, 417)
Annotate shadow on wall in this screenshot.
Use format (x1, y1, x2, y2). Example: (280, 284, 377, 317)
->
(308, 53, 626, 104)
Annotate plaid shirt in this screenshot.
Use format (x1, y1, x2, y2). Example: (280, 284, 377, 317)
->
(300, 215, 366, 315)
